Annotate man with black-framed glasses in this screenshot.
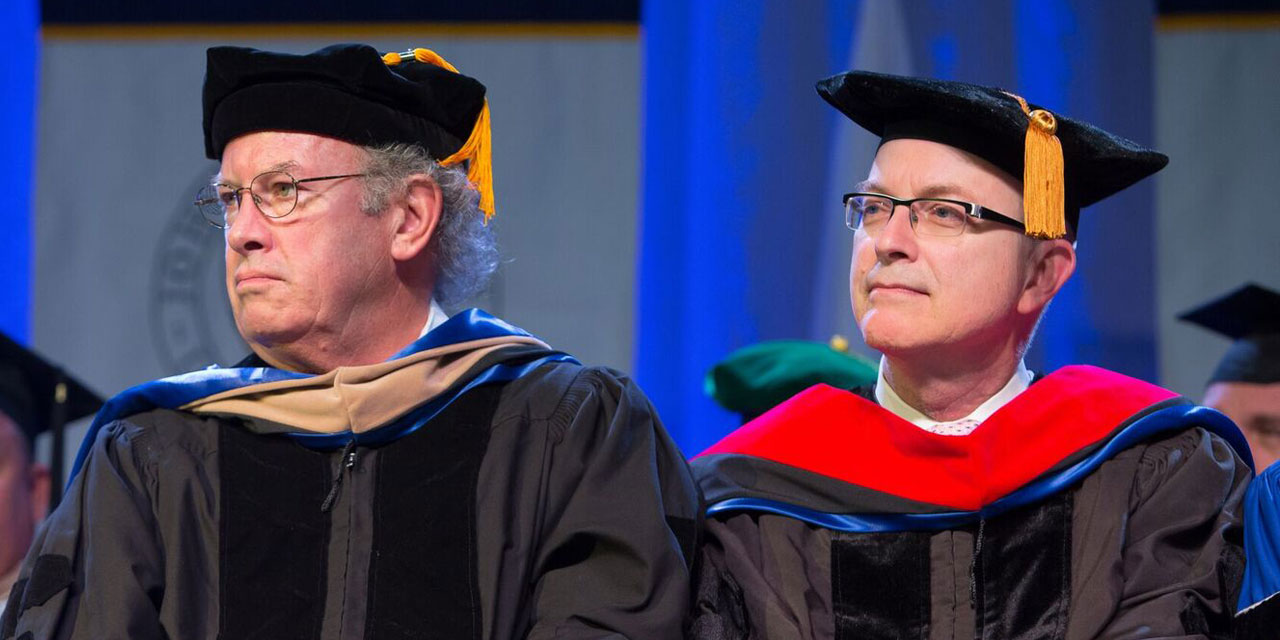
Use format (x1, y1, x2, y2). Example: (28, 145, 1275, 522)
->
(4, 44, 698, 640)
(690, 71, 1253, 639)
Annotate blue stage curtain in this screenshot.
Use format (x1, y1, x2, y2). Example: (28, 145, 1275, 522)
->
(638, 0, 1159, 456)
(638, 1, 838, 456)
(0, 0, 37, 340)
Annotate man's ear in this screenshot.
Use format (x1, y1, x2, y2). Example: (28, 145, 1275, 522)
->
(30, 462, 50, 521)
(1018, 238, 1076, 315)
(390, 174, 442, 262)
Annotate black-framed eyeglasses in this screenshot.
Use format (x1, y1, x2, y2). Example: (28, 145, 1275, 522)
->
(194, 171, 367, 229)
(842, 192, 1026, 238)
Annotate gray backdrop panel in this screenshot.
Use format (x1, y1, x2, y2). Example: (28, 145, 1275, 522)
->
(1156, 27, 1280, 397)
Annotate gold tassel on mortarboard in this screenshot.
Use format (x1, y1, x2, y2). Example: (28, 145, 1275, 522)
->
(1004, 92, 1066, 240)
(383, 48, 496, 224)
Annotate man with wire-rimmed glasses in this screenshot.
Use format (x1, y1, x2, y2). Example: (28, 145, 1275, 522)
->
(689, 71, 1253, 639)
(5, 44, 697, 640)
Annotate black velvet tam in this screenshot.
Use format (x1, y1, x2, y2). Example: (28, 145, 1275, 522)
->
(1180, 283, 1280, 384)
(0, 332, 102, 451)
(203, 44, 486, 160)
(816, 70, 1169, 232)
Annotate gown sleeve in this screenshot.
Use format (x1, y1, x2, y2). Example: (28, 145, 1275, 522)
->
(2, 420, 167, 640)
(1097, 427, 1251, 639)
(524, 367, 700, 640)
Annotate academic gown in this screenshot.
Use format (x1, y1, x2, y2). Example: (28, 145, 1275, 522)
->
(689, 365, 1253, 640)
(1, 310, 698, 640)
(1236, 463, 1280, 639)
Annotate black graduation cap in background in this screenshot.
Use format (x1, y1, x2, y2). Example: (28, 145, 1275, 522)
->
(816, 70, 1169, 240)
(1179, 283, 1280, 385)
(0, 332, 103, 508)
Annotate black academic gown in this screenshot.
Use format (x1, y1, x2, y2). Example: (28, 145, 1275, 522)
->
(2, 312, 698, 640)
(689, 365, 1252, 640)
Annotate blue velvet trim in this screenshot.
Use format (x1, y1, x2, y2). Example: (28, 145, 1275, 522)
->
(67, 309, 570, 483)
(706, 403, 1250, 532)
(390, 308, 537, 358)
(1240, 464, 1280, 612)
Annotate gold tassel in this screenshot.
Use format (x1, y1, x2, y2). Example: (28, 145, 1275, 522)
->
(1005, 92, 1066, 239)
(384, 47, 497, 224)
(439, 100, 494, 223)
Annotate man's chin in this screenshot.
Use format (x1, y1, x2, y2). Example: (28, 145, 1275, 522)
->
(859, 319, 931, 355)
(233, 312, 306, 350)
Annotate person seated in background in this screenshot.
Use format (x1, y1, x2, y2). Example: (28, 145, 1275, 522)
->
(0, 333, 100, 619)
(1179, 283, 1280, 638)
(3, 44, 697, 640)
(1180, 282, 1280, 471)
(689, 70, 1253, 639)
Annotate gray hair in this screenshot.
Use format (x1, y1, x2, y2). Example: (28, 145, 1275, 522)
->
(359, 142, 498, 307)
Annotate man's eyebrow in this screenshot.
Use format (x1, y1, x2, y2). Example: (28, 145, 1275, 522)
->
(214, 161, 300, 186)
(849, 181, 992, 204)
(853, 182, 984, 200)
(914, 183, 981, 201)
(265, 160, 300, 173)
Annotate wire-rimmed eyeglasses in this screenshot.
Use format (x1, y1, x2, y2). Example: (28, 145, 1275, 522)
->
(843, 192, 1026, 237)
(195, 171, 366, 229)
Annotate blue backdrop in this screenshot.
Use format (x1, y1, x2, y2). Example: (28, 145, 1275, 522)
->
(0, 0, 37, 342)
(638, 0, 1160, 456)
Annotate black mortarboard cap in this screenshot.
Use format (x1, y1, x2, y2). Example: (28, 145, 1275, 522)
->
(816, 70, 1169, 239)
(1179, 283, 1280, 384)
(0, 332, 102, 450)
(203, 44, 496, 219)
(0, 332, 103, 510)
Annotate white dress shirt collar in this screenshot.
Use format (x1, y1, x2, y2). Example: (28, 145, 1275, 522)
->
(874, 356, 1033, 436)
(417, 299, 450, 339)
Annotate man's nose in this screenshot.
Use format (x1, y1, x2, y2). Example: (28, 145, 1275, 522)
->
(224, 193, 272, 253)
(873, 204, 918, 261)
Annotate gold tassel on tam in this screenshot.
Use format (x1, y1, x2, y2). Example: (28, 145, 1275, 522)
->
(1005, 92, 1066, 239)
(384, 48, 497, 224)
